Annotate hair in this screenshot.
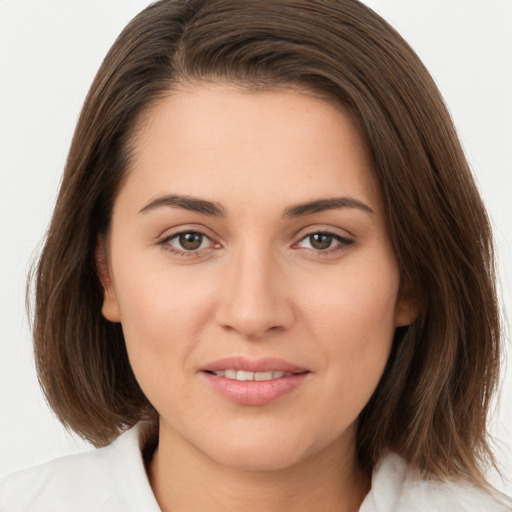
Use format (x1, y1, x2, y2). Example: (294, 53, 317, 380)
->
(31, 0, 500, 485)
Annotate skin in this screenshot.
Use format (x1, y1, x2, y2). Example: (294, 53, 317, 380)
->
(99, 83, 417, 512)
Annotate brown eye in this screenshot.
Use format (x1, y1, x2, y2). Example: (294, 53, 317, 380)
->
(308, 233, 334, 250)
(178, 232, 204, 250)
(161, 230, 216, 256)
(296, 231, 354, 254)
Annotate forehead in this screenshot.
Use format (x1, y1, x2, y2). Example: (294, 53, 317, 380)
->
(119, 83, 380, 216)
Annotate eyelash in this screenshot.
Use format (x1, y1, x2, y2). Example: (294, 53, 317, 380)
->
(294, 231, 354, 256)
(158, 229, 354, 258)
(159, 231, 217, 257)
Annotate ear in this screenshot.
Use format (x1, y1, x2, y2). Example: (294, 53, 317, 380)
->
(95, 238, 121, 322)
(394, 278, 419, 327)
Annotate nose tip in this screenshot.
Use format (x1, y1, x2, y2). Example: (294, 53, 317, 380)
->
(215, 257, 294, 340)
(219, 299, 290, 339)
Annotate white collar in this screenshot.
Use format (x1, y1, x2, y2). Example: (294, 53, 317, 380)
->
(107, 423, 512, 512)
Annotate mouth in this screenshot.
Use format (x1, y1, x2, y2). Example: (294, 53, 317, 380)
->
(204, 369, 299, 381)
(200, 357, 310, 406)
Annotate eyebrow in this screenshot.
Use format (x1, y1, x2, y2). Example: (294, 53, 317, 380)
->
(138, 194, 374, 217)
(283, 197, 374, 217)
(138, 194, 226, 216)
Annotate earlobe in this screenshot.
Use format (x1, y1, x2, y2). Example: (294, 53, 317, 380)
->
(394, 279, 419, 327)
(95, 238, 121, 323)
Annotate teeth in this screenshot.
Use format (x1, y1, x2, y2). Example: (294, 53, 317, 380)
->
(211, 370, 292, 381)
(255, 371, 273, 381)
(236, 370, 254, 381)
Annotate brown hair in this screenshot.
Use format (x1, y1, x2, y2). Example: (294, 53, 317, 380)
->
(32, 0, 500, 484)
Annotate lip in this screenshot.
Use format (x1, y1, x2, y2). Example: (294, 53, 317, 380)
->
(200, 356, 308, 373)
(200, 356, 310, 406)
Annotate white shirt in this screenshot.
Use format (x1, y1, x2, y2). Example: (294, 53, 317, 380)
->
(1, 423, 511, 511)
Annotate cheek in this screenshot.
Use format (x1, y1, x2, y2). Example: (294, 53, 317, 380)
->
(112, 262, 218, 376)
(299, 257, 399, 410)
(113, 267, 223, 419)
(303, 254, 399, 343)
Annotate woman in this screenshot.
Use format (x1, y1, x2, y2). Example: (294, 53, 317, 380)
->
(1, 0, 511, 510)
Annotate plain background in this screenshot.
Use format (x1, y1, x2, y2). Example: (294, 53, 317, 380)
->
(1, 0, 511, 495)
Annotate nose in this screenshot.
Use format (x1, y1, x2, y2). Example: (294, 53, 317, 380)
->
(215, 244, 295, 339)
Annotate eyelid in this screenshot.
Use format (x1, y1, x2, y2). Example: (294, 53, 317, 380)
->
(155, 223, 218, 241)
(292, 226, 355, 255)
(155, 224, 355, 258)
(294, 224, 355, 241)
(157, 226, 221, 257)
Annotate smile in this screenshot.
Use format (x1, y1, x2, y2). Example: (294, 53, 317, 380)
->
(208, 370, 294, 381)
(201, 357, 310, 406)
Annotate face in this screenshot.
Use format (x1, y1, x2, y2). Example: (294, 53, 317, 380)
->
(100, 83, 415, 471)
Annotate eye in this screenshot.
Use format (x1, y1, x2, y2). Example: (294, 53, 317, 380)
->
(296, 232, 354, 253)
(175, 232, 206, 251)
(160, 231, 215, 255)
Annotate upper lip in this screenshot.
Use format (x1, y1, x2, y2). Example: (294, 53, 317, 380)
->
(200, 356, 309, 374)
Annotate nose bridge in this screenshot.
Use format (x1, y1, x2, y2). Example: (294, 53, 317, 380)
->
(216, 238, 293, 338)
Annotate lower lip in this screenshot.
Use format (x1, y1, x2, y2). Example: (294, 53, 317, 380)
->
(201, 372, 309, 406)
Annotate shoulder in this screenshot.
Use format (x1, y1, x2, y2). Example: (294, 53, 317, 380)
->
(0, 445, 118, 512)
(361, 453, 512, 512)
(0, 423, 160, 512)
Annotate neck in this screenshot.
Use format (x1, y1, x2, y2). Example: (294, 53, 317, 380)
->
(147, 421, 370, 512)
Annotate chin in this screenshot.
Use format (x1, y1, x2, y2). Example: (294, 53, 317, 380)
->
(194, 430, 337, 473)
